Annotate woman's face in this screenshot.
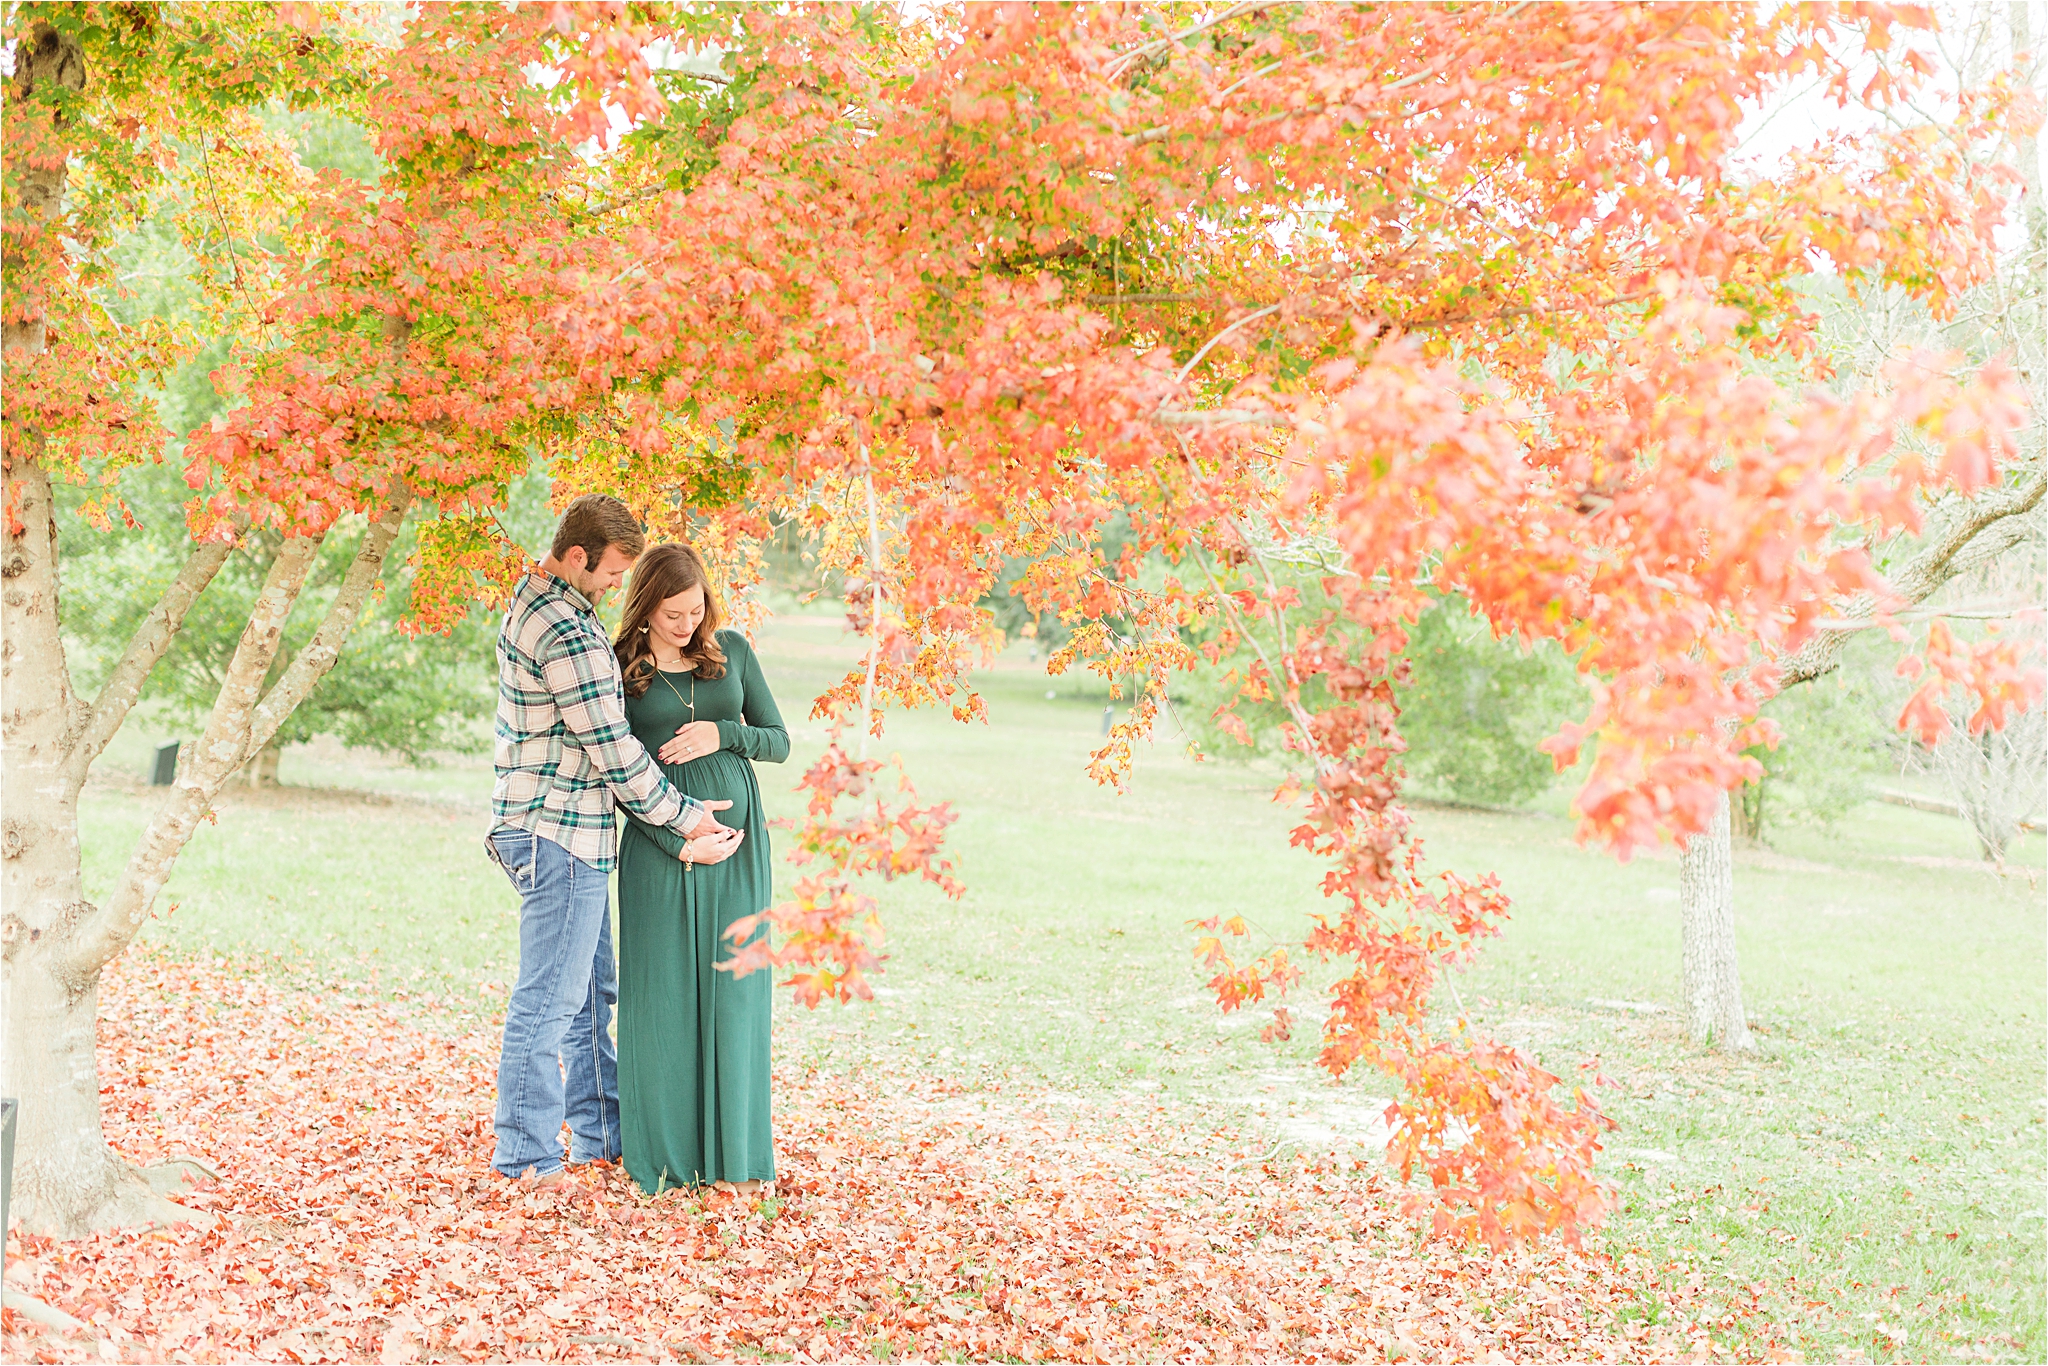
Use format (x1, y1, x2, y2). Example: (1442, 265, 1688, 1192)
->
(648, 584, 707, 656)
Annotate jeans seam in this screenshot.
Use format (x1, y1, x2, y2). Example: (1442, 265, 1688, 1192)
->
(569, 849, 612, 1164)
(495, 834, 569, 1179)
(589, 952, 611, 1160)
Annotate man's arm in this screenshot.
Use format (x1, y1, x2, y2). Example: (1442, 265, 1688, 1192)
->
(536, 622, 709, 836)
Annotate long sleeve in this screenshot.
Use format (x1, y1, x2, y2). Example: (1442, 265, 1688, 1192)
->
(714, 637, 790, 763)
(623, 805, 688, 859)
(536, 619, 704, 836)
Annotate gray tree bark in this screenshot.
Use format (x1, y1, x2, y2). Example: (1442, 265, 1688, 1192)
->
(1680, 791, 1753, 1051)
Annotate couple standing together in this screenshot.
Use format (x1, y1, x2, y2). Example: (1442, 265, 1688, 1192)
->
(484, 494, 788, 1194)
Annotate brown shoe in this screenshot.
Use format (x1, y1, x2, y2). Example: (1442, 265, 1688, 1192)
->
(503, 1165, 569, 1188)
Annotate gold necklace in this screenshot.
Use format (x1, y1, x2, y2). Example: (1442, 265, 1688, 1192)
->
(653, 653, 695, 718)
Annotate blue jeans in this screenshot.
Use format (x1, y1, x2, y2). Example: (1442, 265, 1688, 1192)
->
(486, 827, 620, 1177)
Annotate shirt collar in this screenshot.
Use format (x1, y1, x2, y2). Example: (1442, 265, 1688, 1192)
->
(529, 567, 596, 617)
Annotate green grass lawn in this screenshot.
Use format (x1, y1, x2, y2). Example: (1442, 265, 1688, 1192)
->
(81, 616, 2047, 1362)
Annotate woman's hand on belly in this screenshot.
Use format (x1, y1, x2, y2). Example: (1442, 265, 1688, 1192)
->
(658, 720, 722, 765)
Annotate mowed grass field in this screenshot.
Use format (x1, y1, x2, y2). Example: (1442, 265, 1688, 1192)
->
(81, 615, 2047, 1362)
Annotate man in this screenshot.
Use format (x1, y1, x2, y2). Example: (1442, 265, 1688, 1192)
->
(487, 493, 741, 1184)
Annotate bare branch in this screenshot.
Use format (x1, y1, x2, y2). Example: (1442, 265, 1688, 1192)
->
(578, 183, 670, 220)
(1174, 302, 1284, 387)
(1212, 58, 1283, 103)
(858, 465, 883, 763)
(198, 139, 274, 351)
(1185, 510, 1333, 781)
(1081, 292, 1228, 306)
(1892, 473, 2046, 603)
(1404, 288, 1654, 331)
(244, 489, 414, 757)
(1083, 286, 1653, 333)
(64, 535, 238, 787)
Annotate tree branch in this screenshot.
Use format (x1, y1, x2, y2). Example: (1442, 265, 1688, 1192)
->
(1172, 301, 1285, 388)
(243, 489, 413, 757)
(858, 465, 883, 762)
(1081, 291, 1231, 306)
(61, 530, 329, 983)
(1105, 1, 1285, 82)
(1782, 472, 2046, 686)
(577, 183, 670, 220)
(1891, 473, 2046, 603)
(64, 535, 238, 788)
(1154, 406, 1294, 428)
(1082, 286, 1653, 333)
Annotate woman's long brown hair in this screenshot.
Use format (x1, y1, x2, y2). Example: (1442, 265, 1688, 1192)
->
(613, 543, 727, 698)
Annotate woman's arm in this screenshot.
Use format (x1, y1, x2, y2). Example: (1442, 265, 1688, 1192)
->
(622, 806, 689, 858)
(624, 806, 743, 864)
(716, 635, 791, 763)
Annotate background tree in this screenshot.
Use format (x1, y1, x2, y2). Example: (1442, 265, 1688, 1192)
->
(1675, 3, 2046, 1050)
(1729, 659, 1894, 840)
(1181, 578, 1581, 810)
(1918, 698, 2047, 859)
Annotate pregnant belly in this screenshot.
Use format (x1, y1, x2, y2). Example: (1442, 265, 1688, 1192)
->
(662, 750, 756, 827)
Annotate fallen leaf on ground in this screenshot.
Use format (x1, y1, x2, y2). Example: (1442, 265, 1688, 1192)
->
(4, 951, 1805, 1362)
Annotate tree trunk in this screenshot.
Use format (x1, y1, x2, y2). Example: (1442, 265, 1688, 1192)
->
(4, 950, 191, 1234)
(1680, 791, 1753, 1051)
(1731, 777, 1766, 844)
(243, 737, 283, 787)
(3, 467, 199, 1235)
(0, 24, 180, 1237)
(2, 23, 423, 1237)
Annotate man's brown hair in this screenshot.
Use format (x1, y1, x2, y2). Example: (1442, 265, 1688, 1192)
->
(549, 494, 646, 565)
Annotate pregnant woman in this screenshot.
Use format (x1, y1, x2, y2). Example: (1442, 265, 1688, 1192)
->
(612, 543, 789, 1195)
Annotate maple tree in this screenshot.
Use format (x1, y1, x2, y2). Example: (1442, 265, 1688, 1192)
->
(5, 0, 2039, 1258)
(528, 0, 2038, 1249)
(1, 0, 696, 1236)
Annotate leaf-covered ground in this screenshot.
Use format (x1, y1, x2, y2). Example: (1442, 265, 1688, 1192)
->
(8, 953, 1817, 1363)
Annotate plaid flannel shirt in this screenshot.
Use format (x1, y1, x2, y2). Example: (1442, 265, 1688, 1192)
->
(491, 570, 703, 871)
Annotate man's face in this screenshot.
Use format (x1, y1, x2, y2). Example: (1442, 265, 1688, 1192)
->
(566, 544, 638, 603)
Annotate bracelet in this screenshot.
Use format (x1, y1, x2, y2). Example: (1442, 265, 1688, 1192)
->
(684, 842, 696, 870)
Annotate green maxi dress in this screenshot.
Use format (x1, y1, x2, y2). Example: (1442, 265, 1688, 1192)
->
(617, 629, 788, 1194)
